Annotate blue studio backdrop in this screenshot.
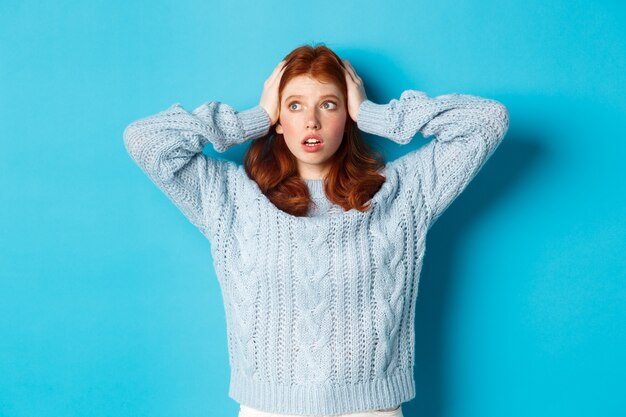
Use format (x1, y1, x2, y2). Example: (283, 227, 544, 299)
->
(1, 1, 624, 417)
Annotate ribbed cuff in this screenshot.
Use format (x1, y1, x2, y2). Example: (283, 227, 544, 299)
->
(239, 105, 272, 142)
(356, 100, 393, 141)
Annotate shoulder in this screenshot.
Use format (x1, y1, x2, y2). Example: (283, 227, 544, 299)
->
(379, 155, 430, 219)
(217, 161, 269, 215)
(381, 157, 409, 192)
(202, 159, 259, 235)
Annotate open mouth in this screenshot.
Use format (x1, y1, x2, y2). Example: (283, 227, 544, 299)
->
(302, 134, 324, 146)
(300, 134, 324, 152)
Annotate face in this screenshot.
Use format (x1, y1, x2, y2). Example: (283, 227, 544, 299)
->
(276, 75, 347, 180)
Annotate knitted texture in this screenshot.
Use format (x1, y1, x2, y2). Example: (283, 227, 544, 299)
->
(304, 179, 341, 217)
(123, 90, 509, 416)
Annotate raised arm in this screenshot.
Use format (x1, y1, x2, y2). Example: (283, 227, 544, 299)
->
(123, 63, 284, 239)
(357, 90, 509, 227)
(123, 101, 271, 237)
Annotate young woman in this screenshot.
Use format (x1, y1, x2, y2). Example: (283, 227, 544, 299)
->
(123, 44, 509, 417)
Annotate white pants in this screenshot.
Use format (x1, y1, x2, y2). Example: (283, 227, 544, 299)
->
(238, 404, 403, 417)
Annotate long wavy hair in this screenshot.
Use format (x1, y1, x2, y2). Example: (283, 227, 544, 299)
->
(244, 43, 386, 217)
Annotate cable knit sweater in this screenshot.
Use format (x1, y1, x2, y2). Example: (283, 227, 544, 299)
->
(123, 90, 509, 416)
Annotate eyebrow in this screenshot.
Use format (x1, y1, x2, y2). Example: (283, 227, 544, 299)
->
(284, 94, 341, 102)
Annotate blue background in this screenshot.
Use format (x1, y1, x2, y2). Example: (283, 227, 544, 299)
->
(1, 1, 625, 416)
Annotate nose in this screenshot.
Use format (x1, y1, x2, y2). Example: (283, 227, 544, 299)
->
(306, 109, 320, 129)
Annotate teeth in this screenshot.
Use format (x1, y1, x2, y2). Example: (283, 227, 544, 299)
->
(305, 139, 321, 144)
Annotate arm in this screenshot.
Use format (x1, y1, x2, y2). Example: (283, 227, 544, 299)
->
(123, 101, 271, 237)
(357, 90, 510, 226)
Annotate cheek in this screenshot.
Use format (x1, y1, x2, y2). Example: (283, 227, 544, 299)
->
(282, 120, 297, 136)
(278, 116, 297, 137)
(328, 116, 347, 138)
(279, 119, 302, 151)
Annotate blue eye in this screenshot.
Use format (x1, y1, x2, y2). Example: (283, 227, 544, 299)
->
(289, 102, 301, 111)
(323, 101, 337, 110)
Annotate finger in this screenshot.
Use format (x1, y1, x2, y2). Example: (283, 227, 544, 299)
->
(276, 60, 287, 74)
(344, 68, 354, 84)
(268, 60, 286, 82)
(277, 61, 286, 77)
(275, 60, 286, 75)
(343, 59, 355, 73)
(343, 59, 362, 83)
(343, 60, 356, 83)
(344, 60, 360, 83)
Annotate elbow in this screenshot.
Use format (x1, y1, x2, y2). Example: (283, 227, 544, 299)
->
(490, 100, 510, 138)
(122, 122, 159, 175)
(122, 121, 132, 151)
(122, 122, 172, 181)
(472, 99, 509, 143)
(122, 122, 134, 144)
(122, 121, 147, 161)
(122, 123, 138, 161)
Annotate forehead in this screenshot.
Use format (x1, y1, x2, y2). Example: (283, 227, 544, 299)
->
(282, 75, 342, 98)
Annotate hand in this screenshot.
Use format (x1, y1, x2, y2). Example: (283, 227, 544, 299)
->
(343, 59, 367, 122)
(259, 60, 286, 125)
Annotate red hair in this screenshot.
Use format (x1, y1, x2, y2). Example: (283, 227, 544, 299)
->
(243, 43, 386, 217)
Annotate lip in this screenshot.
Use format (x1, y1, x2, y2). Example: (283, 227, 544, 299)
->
(300, 133, 325, 153)
(301, 133, 324, 144)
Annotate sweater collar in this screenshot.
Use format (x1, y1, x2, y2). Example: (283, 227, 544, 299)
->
(303, 178, 325, 198)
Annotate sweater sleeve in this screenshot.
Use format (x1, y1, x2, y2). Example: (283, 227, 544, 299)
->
(123, 101, 271, 237)
(357, 90, 509, 227)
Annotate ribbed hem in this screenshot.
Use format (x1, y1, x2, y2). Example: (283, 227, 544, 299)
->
(239, 105, 271, 142)
(229, 370, 415, 416)
(356, 100, 394, 142)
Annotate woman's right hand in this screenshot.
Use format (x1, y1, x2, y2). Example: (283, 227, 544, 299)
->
(259, 60, 286, 126)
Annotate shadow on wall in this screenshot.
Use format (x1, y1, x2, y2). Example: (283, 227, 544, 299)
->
(399, 127, 544, 417)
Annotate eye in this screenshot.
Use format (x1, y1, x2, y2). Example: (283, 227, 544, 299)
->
(322, 101, 337, 110)
(288, 102, 301, 111)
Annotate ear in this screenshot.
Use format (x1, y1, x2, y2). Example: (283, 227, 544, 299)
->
(276, 123, 284, 134)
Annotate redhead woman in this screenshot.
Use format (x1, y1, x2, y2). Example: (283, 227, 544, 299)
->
(123, 43, 509, 417)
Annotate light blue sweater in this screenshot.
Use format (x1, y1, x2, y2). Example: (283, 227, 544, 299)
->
(123, 90, 509, 416)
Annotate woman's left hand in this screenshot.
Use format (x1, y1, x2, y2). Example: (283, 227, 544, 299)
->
(343, 59, 367, 122)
